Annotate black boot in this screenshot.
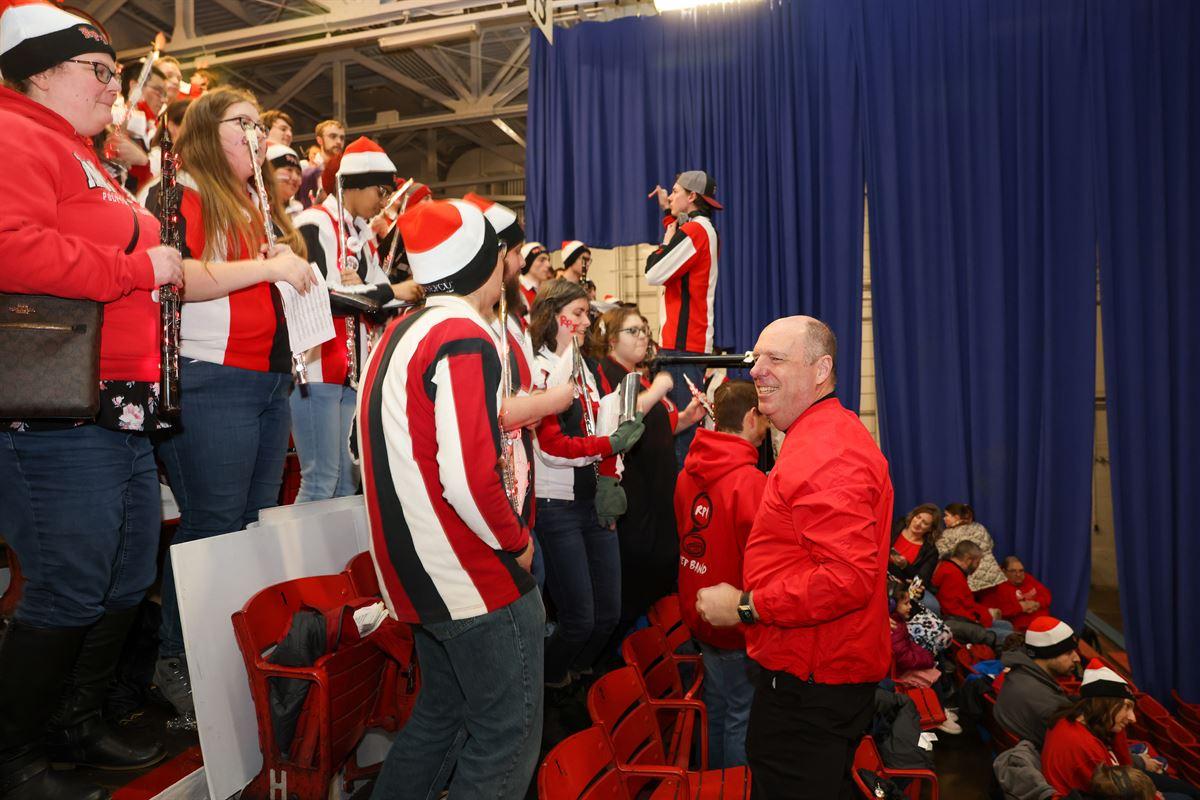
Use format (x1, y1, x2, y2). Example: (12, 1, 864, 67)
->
(0, 621, 108, 800)
(46, 608, 166, 771)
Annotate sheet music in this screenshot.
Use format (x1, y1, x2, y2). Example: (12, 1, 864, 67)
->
(277, 264, 335, 352)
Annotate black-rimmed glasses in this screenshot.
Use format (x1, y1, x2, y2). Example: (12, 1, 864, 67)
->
(223, 116, 268, 137)
(618, 326, 650, 338)
(66, 59, 121, 85)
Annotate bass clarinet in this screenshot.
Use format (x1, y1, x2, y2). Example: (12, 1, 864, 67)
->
(156, 111, 182, 417)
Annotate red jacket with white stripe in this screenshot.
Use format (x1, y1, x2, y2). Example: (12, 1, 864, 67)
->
(359, 294, 535, 624)
(177, 172, 292, 373)
(0, 86, 160, 383)
(743, 395, 894, 684)
(293, 196, 393, 384)
(644, 213, 719, 352)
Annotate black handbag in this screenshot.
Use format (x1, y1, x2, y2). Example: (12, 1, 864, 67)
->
(0, 293, 103, 419)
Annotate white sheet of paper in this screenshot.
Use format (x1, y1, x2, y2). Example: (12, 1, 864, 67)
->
(276, 264, 335, 352)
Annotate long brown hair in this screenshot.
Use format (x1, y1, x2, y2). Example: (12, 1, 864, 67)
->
(1050, 696, 1132, 746)
(585, 307, 643, 361)
(177, 87, 304, 260)
(529, 279, 588, 353)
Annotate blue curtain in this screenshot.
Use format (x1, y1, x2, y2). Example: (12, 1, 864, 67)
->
(858, 0, 1098, 627)
(526, 3, 865, 407)
(1089, 0, 1200, 702)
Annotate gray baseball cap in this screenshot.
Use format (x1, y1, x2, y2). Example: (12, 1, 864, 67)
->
(676, 170, 723, 210)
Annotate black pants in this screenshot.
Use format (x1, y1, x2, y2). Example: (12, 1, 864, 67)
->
(746, 668, 876, 800)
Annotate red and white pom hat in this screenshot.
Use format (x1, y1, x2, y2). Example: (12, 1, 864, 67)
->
(561, 240, 590, 270)
(1024, 617, 1077, 659)
(398, 199, 500, 296)
(266, 143, 301, 172)
(462, 192, 524, 251)
(0, 0, 114, 82)
(336, 136, 396, 190)
(1080, 658, 1134, 701)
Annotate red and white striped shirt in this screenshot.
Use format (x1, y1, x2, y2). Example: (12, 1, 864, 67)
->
(177, 172, 292, 373)
(358, 295, 535, 624)
(645, 214, 719, 353)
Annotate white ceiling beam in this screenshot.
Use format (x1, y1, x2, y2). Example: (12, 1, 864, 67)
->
(492, 117, 526, 149)
(482, 38, 529, 97)
(416, 47, 474, 102)
(262, 54, 329, 109)
(291, 103, 528, 144)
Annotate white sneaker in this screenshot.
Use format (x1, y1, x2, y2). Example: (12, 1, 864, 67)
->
(944, 708, 959, 723)
(937, 717, 963, 735)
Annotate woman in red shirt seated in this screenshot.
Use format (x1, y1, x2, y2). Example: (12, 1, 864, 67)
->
(889, 503, 941, 611)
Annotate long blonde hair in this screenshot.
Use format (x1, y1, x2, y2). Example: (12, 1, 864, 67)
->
(176, 87, 304, 260)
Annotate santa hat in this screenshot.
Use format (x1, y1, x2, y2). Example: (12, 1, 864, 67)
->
(520, 242, 546, 273)
(0, 1, 114, 82)
(406, 180, 432, 206)
(267, 143, 301, 172)
(1080, 659, 1134, 701)
(561, 240, 590, 270)
(462, 192, 523, 251)
(1023, 617, 1077, 660)
(398, 199, 499, 296)
(336, 136, 396, 190)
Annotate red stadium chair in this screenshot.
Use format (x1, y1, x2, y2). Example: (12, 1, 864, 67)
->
(588, 665, 708, 771)
(852, 735, 939, 799)
(344, 550, 380, 597)
(0, 546, 24, 619)
(621, 626, 704, 703)
(537, 725, 751, 800)
(232, 573, 390, 798)
(1172, 690, 1200, 737)
(647, 595, 695, 655)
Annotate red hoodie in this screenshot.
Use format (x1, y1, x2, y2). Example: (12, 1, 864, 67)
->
(0, 86, 160, 382)
(674, 428, 766, 651)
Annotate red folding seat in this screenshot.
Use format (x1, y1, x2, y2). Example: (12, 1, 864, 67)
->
(851, 735, 939, 799)
(588, 665, 708, 771)
(622, 626, 704, 702)
(647, 594, 694, 654)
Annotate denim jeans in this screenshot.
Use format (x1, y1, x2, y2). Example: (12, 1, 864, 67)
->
(0, 426, 160, 627)
(657, 351, 705, 470)
(919, 591, 941, 616)
(289, 381, 358, 502)
(698, 642, 755, 768)
(536, 498, 621, 683)
(155, 359, 292, 658)
(944, 615, 1016, 649)
(370, 589, 545, 800)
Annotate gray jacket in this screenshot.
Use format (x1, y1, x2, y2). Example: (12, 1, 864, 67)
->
(993, 650, 1073, 749)
(993, 740, 1056, 800)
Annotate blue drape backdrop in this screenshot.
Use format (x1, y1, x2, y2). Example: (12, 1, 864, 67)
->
(1089, 0, 1200, 702)
(858, 0, 1098, 629)
(526, 2, 865, 409)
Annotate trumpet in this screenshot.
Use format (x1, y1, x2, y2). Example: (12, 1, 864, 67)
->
(243, 121, 309, 385)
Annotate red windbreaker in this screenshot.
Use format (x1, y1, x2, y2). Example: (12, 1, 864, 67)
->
(674, 428, 766, 651)
(743, 396, 894, 684)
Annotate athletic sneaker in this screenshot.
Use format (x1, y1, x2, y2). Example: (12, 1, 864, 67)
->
(937, 716, 963, 735)
(154, 656, 195, 717)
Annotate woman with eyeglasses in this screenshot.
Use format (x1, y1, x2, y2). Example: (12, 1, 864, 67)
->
(528, 280, 645, 695)
(152, 87, 315, 720)
(588, 307, 705, 642)
(0, 4, 185, 797)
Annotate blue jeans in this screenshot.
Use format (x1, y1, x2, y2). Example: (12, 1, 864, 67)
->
(370, 589, 545, 800)
(919, 591, 941, 616)
(155, 359, 292, 658)
(536, 498, 621, 683)
(289, 381, 358, 502)
(0, 426, 160, 627)
(657, 351, 705, 470)
(699, 642, 755, 768)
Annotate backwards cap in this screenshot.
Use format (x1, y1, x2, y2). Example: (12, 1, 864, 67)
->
(0, 1, 115, 83)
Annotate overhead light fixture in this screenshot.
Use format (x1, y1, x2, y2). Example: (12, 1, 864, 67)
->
(378, 22, 480, 52)
(654, 0, 763, 11)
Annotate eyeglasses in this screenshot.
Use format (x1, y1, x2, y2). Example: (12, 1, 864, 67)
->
(618, 326, 650, 338)
(67, 59, 121, 85)
(223, 116, 268, 137)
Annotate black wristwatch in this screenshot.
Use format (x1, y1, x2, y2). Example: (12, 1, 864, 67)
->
(737, 592, 756, 624)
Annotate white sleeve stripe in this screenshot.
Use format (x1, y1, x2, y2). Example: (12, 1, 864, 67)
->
(645, 234, 698, 286)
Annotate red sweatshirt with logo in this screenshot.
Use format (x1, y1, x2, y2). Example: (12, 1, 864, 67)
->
(0, 86, 160, 382)
(674, 428, 766, 651)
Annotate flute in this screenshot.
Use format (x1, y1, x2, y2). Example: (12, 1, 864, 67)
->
(242, 121, 309, 385)
(156, 111, 182, 417)
(334, 175, 360, 389)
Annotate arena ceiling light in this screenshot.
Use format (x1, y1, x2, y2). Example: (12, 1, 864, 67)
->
(654, 0, 764, 11)
(377, 22, 480, 52)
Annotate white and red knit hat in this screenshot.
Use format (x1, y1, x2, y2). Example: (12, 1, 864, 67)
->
(0, 1, 114, 83)
(1023, 617, 1077, 659)
(336, 136, 396, 190)
(1080, 659, 1134, 701)
(398, 199, 499, 296)
(267, 143, 301, 172)
(521, 242, 547, 273)
(561, 240, 590, 270)
(462, 192, 524, 250)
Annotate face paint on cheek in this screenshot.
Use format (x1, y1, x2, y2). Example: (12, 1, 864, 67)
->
(558, 315, 582, 335)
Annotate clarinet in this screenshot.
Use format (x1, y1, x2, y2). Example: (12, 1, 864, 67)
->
(334, 176, 360, 389)
(157, 115, 182, 417)
(570, 336, 601, 479)
(496, 291, 519, 511)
